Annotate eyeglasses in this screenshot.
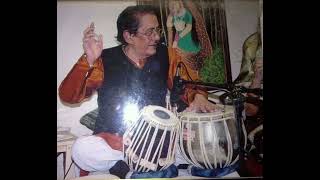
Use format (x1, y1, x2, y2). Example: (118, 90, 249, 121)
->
(135, 27, 163, 37)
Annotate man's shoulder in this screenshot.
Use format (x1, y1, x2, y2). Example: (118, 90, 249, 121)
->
(154, 43, 169, 66)
(156, 43, 168, 54)
(101, 45, 122, 57)
(100, 45, 123, 63)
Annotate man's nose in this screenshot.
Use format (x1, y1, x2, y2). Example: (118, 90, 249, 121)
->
(153, 32, 161, 41)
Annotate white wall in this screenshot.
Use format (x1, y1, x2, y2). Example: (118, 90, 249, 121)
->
(225, 0, 260, 81)
(57, 0, 136, 137)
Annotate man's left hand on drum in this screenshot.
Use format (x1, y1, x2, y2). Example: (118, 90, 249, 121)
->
(185, 94, 218, 113)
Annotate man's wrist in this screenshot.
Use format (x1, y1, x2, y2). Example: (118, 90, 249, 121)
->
(78, 54, 95, 69)
(195, 93, 206, 98)
(195, 89, 208, 99)
(83, 54, 95, 67)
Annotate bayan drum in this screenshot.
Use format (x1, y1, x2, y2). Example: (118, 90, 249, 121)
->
(178, 104, 247, 169)
(123, 105, 180, 172)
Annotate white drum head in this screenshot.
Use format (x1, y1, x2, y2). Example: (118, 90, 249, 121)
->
(142, 105, 179, 128)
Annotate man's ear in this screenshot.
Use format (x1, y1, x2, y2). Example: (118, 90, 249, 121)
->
(123, 30, 134, 44)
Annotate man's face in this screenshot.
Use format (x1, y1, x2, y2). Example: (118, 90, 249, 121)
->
(131, 14, 161, 58)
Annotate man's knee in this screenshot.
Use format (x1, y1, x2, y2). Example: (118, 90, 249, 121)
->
(71, 135, 120, 172)
(72, 136, 90, 159)
(71, 136, 100, 171)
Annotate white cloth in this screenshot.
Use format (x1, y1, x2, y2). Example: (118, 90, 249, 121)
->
(72, 135, 123, 172)
(72, 135, 188, 172)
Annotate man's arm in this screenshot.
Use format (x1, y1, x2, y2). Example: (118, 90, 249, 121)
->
(58, 54, 104, 104)
(59, 22, 104, 104)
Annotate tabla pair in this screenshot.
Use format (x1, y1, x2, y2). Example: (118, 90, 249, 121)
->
(123, 104, 247, 172)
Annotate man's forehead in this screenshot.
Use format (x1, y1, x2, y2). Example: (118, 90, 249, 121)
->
(138, 14, 159, 30)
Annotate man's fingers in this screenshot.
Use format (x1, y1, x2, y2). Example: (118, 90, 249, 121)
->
(83, 39, 95, 44)
(204, 105, 211, 112)
(97, 34, 103, 48)
(200, 105, 207, 113)
(98, 34, 103, 41)
(205, 104, 214, 112)
(83, 38, 89, 43)
(83, 33, 99, 43)
(98, 34, 103, 43)
(83, 26, 93, 36)
(83, 22, 95, 36)
(84, 32, 97, 39)
(82, 37, 95, 43)
(90, 22, 94, 28)
(185, 103, 195, 112)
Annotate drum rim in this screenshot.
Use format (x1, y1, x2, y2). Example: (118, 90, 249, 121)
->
(142, 105, 179, 127)
(180, 105, 235, 119)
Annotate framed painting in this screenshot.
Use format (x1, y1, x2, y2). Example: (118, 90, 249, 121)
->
(137, 0, 233, 85)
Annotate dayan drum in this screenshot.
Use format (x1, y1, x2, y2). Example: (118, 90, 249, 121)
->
(123, 105, 180, 172)
(178, 105, 246, 169)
